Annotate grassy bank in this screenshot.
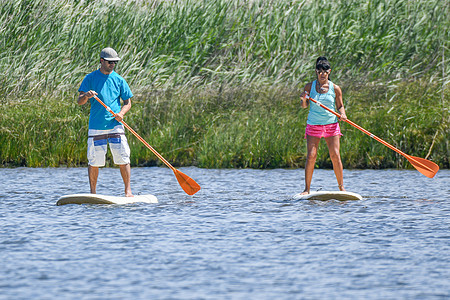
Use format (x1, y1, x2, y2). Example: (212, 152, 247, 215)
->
(1, 80, 448, 169)
(0, 0, 448, 169)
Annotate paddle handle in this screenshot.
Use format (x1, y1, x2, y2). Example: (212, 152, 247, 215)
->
(305, 95, 434, 173)
(93, 95, 176, 171)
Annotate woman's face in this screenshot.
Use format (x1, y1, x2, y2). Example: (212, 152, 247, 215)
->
(316, 68, 330, 81)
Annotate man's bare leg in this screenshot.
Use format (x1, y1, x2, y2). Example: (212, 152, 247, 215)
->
(88, 165, 99, 194)
(119, 164, 133, 197)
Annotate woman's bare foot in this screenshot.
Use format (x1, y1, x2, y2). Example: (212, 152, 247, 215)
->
(300, 190, 310, 195)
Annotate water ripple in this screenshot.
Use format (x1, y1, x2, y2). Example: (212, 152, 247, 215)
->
(0, 167, 449, 299)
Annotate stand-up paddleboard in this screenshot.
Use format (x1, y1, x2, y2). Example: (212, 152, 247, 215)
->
(292, 191, 362, 201)
(56, 194, 158, 206)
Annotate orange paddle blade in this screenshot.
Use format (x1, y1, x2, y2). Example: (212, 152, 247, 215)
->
(406, 156, 439, 178)
(174, 169, 201, 195)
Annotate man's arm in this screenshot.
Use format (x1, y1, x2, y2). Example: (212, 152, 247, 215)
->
(115, 98, 132, 122)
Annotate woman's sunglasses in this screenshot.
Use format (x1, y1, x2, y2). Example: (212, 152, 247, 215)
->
(316, 69, 330, 75)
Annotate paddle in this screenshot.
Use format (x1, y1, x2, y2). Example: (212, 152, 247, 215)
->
(304, 94, 439, 178)
(93, 95, 201, 195)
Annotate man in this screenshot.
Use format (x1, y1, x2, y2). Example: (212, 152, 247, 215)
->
(78, 47, 134, 197)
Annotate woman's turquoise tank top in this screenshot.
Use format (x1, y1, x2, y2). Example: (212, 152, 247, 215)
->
(307, 80, 338, 125)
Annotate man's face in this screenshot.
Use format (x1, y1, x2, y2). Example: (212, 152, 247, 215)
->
(100, 58, 118, 73)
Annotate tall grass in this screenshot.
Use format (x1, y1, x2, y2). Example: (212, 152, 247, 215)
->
(0, 0, 448, 169)
(0, 0, 448, 99)
(1, 80, 447, 169)
(0, 98, 87, 166)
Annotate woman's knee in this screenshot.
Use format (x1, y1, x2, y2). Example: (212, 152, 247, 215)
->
(328, 150, 341, 162)
(306, 151, 318, 161)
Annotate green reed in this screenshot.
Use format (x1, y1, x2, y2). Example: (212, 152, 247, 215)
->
(2, 80, 447, 169)
(0, 0, 448, 169)
(0, 0, 448, 99)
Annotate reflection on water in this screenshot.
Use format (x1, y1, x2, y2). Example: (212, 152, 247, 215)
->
(0, 167, 449, 299)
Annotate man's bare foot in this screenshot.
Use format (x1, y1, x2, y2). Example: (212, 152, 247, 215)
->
(300, 190, 310, 195)
(338, 185, 346, 191)
(125, 190, 134, 197)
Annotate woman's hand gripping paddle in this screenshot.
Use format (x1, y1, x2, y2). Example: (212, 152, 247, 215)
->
(304, 94, 439, 178)
(93, 95, 201, 195)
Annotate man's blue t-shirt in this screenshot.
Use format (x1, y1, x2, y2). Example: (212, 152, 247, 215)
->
(78, 70, 133, 130)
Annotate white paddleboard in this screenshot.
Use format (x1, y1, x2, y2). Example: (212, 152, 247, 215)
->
(292, 191, 362, 201)
(56, 194, 158, 206)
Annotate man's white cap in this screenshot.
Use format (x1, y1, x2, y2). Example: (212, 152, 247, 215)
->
(100, 47, 121, 61)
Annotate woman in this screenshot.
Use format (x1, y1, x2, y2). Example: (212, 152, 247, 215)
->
(299, 56, 347, 195)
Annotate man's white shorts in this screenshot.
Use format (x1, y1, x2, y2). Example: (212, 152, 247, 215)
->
(87, 132, 131, 167)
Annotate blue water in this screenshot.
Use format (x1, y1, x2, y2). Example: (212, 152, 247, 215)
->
(0, 167, 449, 299)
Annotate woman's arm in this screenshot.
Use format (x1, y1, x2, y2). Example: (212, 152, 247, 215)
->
(334, 84, 347, 121)
(300, 82, 312, 108)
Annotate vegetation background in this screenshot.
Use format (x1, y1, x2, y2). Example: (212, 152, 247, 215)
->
(0, 0, 448, 169)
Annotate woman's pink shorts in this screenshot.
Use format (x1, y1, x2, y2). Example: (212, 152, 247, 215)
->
(304, 122, 343, 138)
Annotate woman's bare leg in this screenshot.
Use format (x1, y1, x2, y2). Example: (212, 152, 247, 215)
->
(325, 135, 345, 191)
(302, 135, 321, 194)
